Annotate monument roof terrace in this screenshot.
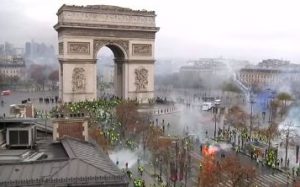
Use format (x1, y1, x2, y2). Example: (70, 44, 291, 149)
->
(55, 4, 158, 29)
(57, 4, 156, 16)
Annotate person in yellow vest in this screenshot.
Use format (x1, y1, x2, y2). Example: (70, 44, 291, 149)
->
(138, 165, 144, 176)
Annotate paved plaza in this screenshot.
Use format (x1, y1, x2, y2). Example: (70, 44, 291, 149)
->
(0, 90, 59, 116)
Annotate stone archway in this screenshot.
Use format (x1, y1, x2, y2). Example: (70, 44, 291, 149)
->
(54, 5, 159, 103)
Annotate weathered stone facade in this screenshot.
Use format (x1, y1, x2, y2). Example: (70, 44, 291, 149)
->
(238, 59, 300, 89)
(54, 5, 159, 103)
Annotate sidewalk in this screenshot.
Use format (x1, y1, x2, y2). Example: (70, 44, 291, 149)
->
(129, 161, 168, 187)
(220, 126, 300, 174)
(143, 162, 169, 186)
(230, 142, 294, 174)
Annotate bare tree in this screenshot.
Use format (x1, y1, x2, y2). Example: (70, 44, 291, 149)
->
(221, 155, 256, 187)
(29, 64, 48, 90)
(115, 100, 141, 138)
(225, 106, 248, 130)
(269, 100, 280, 121)
(277, 92, 292, 118)
(225, 106, 249, 147)
(259, 122, 279, 149)
(48, 69, 59, 90)
(198, 155, 222, 187)
(280, 122, 296, 168)
(89, 127, 109, 153)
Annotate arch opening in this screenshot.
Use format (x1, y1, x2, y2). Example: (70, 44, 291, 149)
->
(96, 44, 126, 99)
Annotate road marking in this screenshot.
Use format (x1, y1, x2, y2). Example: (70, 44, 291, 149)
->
(253, 173, 293, 186)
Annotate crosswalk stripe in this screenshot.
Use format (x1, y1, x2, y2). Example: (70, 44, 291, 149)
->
(273, 173, 289, 183)
(216, 173, 294, 187)
(278, 173, 293, 182)
(253, 177, 269, 187)
(191, 178, 198, 184)
(262, 174, 283, 183)
(263, 174, 288, 184)
(217, 179, 232, 187)
(226, 180, 232, 186)
(258, 175, 280, 185)
(255, 173, 293, 186)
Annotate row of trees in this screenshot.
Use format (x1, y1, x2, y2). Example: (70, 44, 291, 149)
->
(224, 91, 297, 170)
(29, 64, 58, 90)
(0, 64, 59, 90)
(199, 155, 256, 187)
(225, 91, 293, 140)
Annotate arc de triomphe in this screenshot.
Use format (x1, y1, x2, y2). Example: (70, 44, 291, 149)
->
(54, 5, 159, 103)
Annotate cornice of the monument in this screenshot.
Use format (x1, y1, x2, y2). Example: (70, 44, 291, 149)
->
(57, 4, 156, 16)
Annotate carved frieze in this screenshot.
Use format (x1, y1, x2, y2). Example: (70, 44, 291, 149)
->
(59, 42, 64, 55)
(132, 44, 152, 56)
(59, 28, 156, 39)
(94, 39, 129, 57)
(68, 42, 90, 54)
(61, 11, 155, 27)
(72, 67, 86, 92)
(135, 67, 148, 91)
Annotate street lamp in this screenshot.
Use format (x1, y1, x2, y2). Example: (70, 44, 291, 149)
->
(268, 93, 275, 124)
(213, 103, 219, 139)
(159, 157, 163, 180)
(43, 111, 48, 139)
(283, 122, 294, 169)
(249, 96, 255, 139)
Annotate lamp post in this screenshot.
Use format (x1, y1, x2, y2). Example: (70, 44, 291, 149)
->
(275, 122, 294, 171)
(249, 97, 255, 139)
(43, 112, 48, 139)
(268, 94, 275, 124)
(284, 123, 291, 168)
(213, 103, 219, 139)
(159, 157, 162, 181)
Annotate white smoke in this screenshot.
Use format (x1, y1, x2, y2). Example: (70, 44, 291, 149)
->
(109, 148, 140, 169)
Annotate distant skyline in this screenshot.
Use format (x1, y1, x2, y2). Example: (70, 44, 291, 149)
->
(1, 0, 300, 63)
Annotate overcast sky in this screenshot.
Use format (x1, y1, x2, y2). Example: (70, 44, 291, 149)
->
(1, 0, 300, 63)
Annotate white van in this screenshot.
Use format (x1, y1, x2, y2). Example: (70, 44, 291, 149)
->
(214, 99, 221, 105)
(202, 102, 213, 111)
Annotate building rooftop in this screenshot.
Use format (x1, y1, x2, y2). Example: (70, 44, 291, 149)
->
(0, 56, 25, 66)
(0, 136, 128, 186)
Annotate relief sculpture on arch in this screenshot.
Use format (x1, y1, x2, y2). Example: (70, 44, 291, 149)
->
(135, 67, 148, 91)
(72, 67, 86, 92)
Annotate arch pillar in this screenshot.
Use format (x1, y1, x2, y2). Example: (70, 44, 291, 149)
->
(123, 59, 155, 103)
(59, 59, 97, 102)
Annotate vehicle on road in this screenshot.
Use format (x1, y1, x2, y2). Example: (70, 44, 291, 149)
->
(214, 99, 221, 105)
(202, 102, 213, 111)
(1, 90, 11, 96)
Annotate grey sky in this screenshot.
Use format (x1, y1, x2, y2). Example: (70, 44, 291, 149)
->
(1, 0, 300, 63)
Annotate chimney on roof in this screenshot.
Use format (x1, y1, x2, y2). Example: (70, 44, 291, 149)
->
(52, 118, 88, 142)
